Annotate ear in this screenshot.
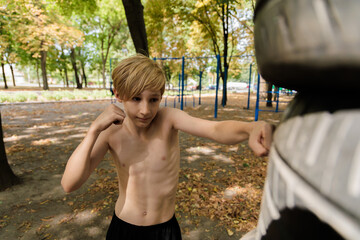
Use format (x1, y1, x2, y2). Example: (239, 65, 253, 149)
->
(113, 89, 123, 102)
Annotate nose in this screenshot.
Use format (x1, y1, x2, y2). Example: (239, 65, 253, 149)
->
(139, 101, 151, 116)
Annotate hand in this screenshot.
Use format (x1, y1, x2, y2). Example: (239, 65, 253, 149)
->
(90, 104, 126, 133)
(248, 121, 275, 156)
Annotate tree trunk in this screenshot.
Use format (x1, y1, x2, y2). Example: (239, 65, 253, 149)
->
(64, 66, 69, 87)
(36, 60, 41, 88)
(266, 82, 273, 107)
(122, 0, 149, 56)
(40, 50, 49, 90)
(1, 61, 8, 89)
(80, 60, 87, 88)
(102, 62, 106, 89)
(221, 3, 229, 107)
(0, 112, 20, 191)
(273, 86, 279, 101)
(9, 64, 15, 87)
(70, 48, 82, 89)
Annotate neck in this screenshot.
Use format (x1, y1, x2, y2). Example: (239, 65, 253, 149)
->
(123, 117, 150, 138)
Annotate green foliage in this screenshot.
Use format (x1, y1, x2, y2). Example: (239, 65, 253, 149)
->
(1, 0, 256, 92)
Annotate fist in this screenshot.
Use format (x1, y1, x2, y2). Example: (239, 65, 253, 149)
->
(90, 103, 126, 133)
(248, 121, 275, 157)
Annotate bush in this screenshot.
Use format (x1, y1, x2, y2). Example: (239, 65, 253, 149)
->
(0, 92, 39, 103)
(0, 89, 112, 103)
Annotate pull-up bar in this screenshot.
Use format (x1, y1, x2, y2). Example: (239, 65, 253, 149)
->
(154, 55, 221, 118)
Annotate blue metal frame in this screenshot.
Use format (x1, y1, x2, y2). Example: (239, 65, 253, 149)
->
(181, 56, 185, 110)
(247, 63, 252, 110)
(255, 75, 293, 121)
(214, 55, 220, 118)
(255, 73, 260, 121)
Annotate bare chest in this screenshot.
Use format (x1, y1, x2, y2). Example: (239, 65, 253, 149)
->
(108, 131, 179, 176)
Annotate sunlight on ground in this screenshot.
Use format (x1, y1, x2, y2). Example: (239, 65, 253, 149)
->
(4, 134, 30, 142)
(212, 154, 234, 163)
(72, 209, 97, 225)
(186, 146, 215, 155)
(31, 138, 58, 145)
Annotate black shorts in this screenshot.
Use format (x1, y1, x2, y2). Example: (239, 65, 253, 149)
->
(106, 212, 182, 240)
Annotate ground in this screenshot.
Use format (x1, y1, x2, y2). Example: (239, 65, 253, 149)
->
(0, 93, 290, 240)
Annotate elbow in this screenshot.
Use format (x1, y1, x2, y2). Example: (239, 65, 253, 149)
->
(61, 178, 76, 193)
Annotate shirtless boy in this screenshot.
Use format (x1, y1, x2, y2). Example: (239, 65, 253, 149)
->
(61, 54, 273, 240)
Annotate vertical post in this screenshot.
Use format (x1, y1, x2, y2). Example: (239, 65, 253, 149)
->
(181, 56, 185, 110)
(214, 55, 220, 118)
(178, 73, 181, 102)
(199, 71, 202, 105)
(247, 63, 252, 110)
(255, 73, 260, 121)
(275, 87, 279, 112)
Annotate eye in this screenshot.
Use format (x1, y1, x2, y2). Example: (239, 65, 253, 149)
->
(132, 97, 141, 102)
(150, 98, 159, 103)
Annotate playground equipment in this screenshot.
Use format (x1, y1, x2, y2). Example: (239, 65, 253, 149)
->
(110, 55, 256, 118)
(254, 74, 294, 121)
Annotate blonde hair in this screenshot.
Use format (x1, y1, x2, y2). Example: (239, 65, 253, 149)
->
(112, 54, 166, 100)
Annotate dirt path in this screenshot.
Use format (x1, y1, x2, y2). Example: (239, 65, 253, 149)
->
(0, 93, 287, 240)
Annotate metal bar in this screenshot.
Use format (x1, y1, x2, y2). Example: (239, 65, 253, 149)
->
(255, 73, 260, 121)
(259, 110, 284, 113)
(214, 55, 220, 118)
(178, 74, 181, 102)
(181, 56, 185, 110)
(247, 63, 252, 110)
(275, 89, 280, 112)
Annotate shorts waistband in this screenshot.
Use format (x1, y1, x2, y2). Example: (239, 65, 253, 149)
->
(112, 212, 177, 230)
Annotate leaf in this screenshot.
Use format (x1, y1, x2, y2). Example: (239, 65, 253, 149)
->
(227, 229, 234, 236)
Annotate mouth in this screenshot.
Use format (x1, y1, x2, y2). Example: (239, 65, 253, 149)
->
(137, 117, 151, 122)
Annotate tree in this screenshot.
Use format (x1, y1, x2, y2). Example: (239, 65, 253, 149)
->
(5, 0, 84, 90)
(0, 6, 9, 89)
(175, 0, 254, 106)
(1, 57, 7, 89)
(0, 112, 20, 191)
(84, 0, 129, 88)
(122, 0, 149, 56)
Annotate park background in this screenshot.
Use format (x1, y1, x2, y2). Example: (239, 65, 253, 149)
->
(0, 0, 291, 239)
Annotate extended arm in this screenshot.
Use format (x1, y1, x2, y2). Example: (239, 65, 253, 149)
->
(169, 108, 273, 156)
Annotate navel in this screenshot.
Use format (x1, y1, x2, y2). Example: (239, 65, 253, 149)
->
(143, 211, 147, 216)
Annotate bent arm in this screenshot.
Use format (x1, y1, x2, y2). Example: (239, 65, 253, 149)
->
(61, 128, 109, 193)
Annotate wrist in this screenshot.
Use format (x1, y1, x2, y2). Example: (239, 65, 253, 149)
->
(88, 124, 102, 136)
(244, 122, 255, 135)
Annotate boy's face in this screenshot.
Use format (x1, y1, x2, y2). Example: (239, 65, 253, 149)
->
(119, 89, 162, 128)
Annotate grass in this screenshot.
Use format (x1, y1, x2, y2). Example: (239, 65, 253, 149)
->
(0, 90, 112, 103)
(0, 89, 218, 103)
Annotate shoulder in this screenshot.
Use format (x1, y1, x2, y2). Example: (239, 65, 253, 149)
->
(103, 123, 124, 141)
(152, 107, 183, 130)
(156, 107, 184, 121)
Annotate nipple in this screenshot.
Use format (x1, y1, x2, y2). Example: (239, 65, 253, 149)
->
(143, 211, 147, 216)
